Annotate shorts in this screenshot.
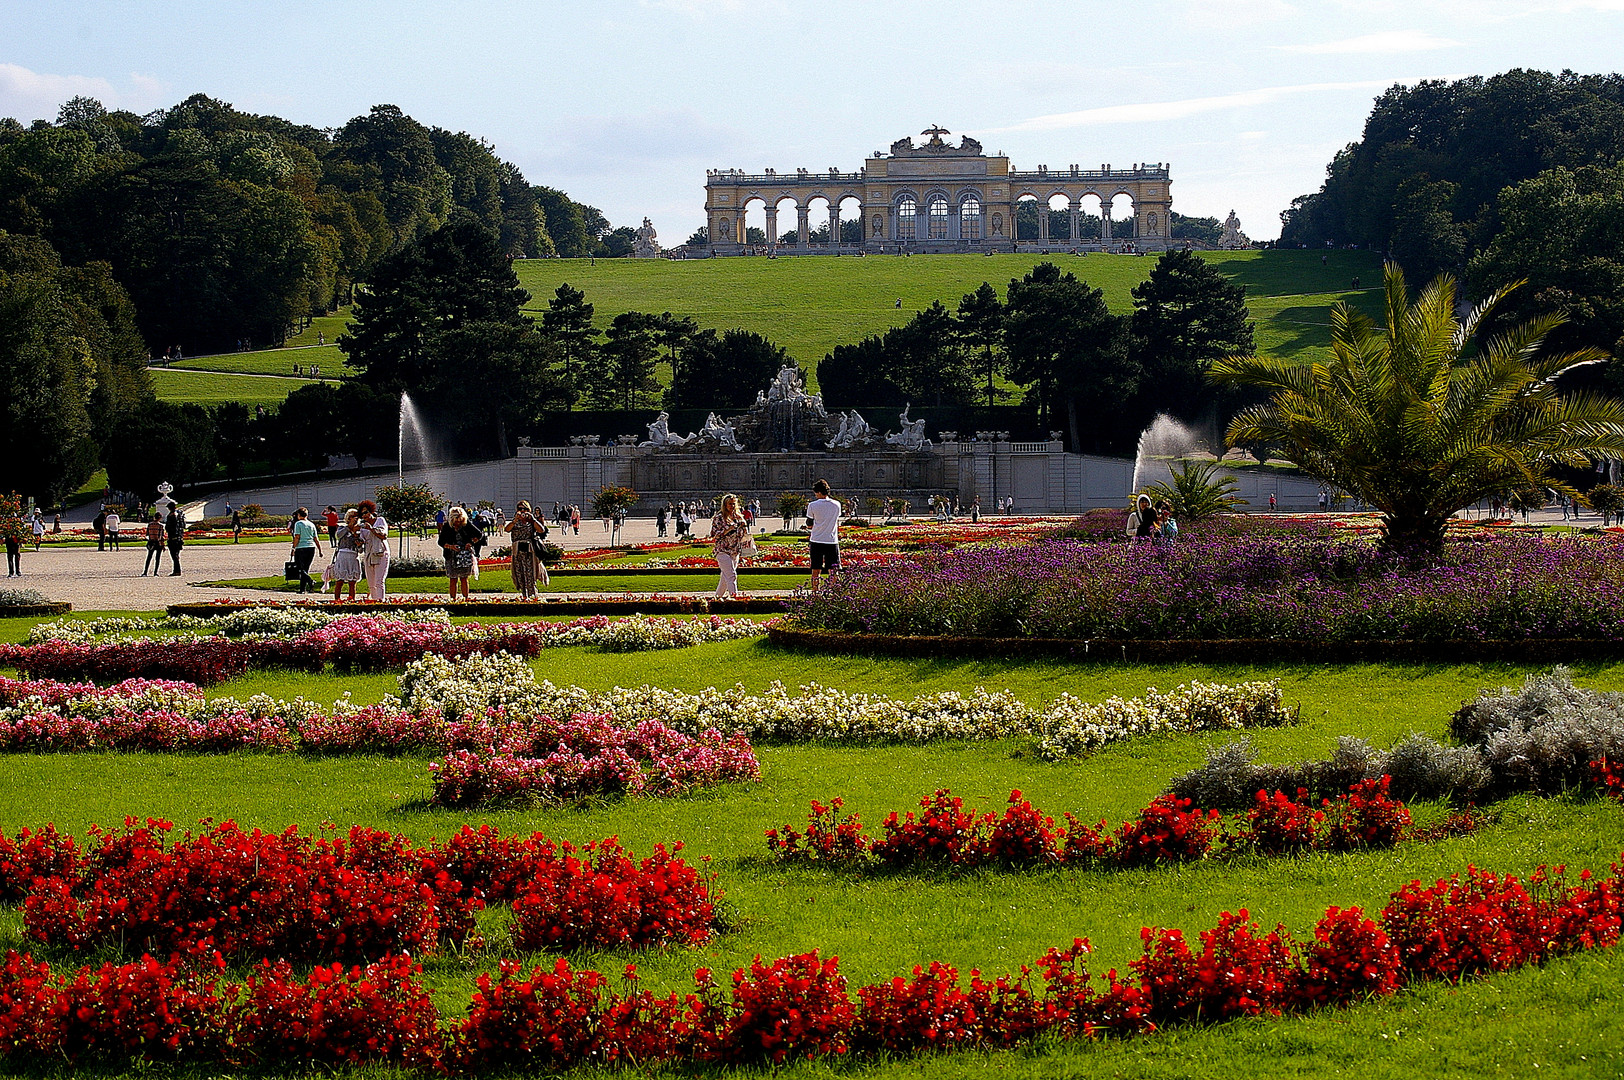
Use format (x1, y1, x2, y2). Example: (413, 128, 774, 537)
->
(810, 542, 840, 570)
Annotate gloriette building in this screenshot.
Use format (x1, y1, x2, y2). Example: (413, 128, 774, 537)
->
(704, 126, 1173, 254)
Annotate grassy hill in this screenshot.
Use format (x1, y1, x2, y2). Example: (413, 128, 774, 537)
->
(513, 248, 1385, 372)
(153, 249, 1384, 405)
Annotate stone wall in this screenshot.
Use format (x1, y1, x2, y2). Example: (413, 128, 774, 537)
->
(197, 442, 1326, 519)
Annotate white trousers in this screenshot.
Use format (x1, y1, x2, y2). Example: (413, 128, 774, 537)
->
(365, 554, 389, 601)
(715, 551, 738, 596)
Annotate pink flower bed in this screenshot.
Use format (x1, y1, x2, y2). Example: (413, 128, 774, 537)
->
(428, 714, 762, 807)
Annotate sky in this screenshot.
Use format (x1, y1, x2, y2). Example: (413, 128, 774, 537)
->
(4, 0, 1624, 241)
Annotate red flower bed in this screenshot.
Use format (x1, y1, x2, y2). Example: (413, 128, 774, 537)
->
(768, 783, 1477, 871)
(7, 821, 716, 962)
(0, 851, 1617, 1070)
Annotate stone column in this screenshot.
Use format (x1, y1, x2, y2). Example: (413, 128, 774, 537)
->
(828, 203, 840, 247)
(1038, 201, 1050, 244)
(765, 206, 778, 247)
(1068, 199, 1080, 246)
(1100, 200, 1111, 243)
(796, 204, 810, 245)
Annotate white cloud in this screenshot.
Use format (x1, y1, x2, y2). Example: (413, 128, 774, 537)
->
(1279, 30, 1464, 53)
(979, 80, 1396, 133)
(0, 63, 166, 122)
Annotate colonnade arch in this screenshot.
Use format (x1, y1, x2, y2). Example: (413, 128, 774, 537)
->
(702, 129, 1173, 253)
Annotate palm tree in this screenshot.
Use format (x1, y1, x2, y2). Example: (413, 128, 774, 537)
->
(1146, 459, 1248, 523)
(1211, 263, 1624, 557)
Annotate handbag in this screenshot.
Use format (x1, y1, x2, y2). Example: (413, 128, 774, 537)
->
(283, 560, 300, 580)
(451, 549, 474, 573)
(740, 533, 759, 558)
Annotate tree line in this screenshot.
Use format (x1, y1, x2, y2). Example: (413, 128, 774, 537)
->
(1280, 69, 1624, 368)
(328, 216, 1254, 459)
(0, 94, 633, 505)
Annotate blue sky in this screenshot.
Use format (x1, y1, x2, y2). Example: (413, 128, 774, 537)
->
(4, 0, 1623, 240)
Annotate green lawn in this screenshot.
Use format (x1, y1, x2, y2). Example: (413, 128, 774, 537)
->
(0, 625, 1621, 1077)
(149, 368, 321, 406)
(164, 343, 351, 377)
(202, 569, 795, 593)
(514, 248, 1386, 372)
(147, 251, 1383, 407)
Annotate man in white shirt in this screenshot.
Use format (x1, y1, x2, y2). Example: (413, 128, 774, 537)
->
(104, 508, 121, 550)
(806, 478, 842, 593)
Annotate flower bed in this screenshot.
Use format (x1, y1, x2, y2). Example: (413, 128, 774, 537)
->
(4, 613, 766, 684)
(0, 853, 1615, 1071)
(428, 715, 761, 807)
(398, 652, 1293, 758)
(786, 534, 1624, 643)
(765, 783, 1484, 870)
(168, 596, 789, 617)
(3, 820, 717, 963)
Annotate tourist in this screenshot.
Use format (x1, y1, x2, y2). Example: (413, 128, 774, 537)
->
(3, 528, 19, 577)
(288, 507, 324, 593)
(570, 505, 581, 535)
(357, 499, 390, 601)
(656, 504, 668, 537)
(438, 505, 483, 602)
(1126, 494, 1157, 541)
(165, 506, 186, 575)
(1156, 502, 1179, 547)
(104, 507, 121, 550)
(30, 512, 44, 550)
(231, 507, 243, 542)
(141, 511, 165, 575)
(709, 494, 749, 598)
(806, 478, 842, 593)
(328, 509, 363, 603)
(1269, 492, 1277, 511)
(93, 508, 107, 551)
(970, 496, 980, 523)
(51, 513, 60, 534)
(504, 500, 548, 599)
(324, 505, 339, 543)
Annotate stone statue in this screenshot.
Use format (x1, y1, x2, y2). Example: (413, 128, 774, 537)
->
(1218, 210, 1249, 250)
(806, 392, 827, 418)
(826, 409, 874, 449)
(640, 411, 687, 448)
(886, 403, 929, 450)
(695, 411, 743, 451)
(766, 365, 804, 403)
(633, 217, 661, 258)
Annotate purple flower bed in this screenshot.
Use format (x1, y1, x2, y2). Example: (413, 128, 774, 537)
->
(788, 535, 1624, 642)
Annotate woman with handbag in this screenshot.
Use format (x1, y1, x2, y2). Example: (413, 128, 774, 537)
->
(503, 500, 549, 599)
(708, 493, 750, 599)
(438, 505, 484, 601)
(287, 507, 324, 594)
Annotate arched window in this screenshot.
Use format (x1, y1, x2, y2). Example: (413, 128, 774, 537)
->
(927, 195, 949, 239)
(960, 197, 982, 241)
(897, 197, 916, 240)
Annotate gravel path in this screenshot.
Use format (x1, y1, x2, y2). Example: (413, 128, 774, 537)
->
(4, 516, 799, 611)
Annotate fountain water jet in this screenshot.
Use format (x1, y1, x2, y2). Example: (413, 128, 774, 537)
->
(397, 393, 439, 557)
(1129, 413, 1200, 497)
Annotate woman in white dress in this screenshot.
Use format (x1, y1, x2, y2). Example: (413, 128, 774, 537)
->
(328, 508, 364, 603)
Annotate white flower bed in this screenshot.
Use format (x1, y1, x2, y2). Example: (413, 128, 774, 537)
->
(396, 651, 1292, 755)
